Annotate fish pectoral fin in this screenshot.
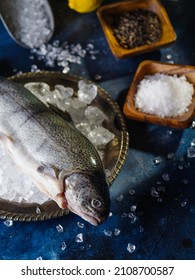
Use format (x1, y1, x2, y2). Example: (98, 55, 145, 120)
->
(47, 103, 74, 125)
(37, 162, 59, 178)
(0, 132, 13, 144)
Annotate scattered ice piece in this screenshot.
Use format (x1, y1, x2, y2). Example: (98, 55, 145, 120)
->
(129, 189, 135, 195)
(183, 179, 189, 185)
(36, 256, 43, 260)
(3, 220, 13, 227)
(127, 243, 136, 253)
(77, 222, 85, 229)
(131, 205, 137, 212)
(103, 229, 112, 236)
(167, 153, 175, 159)
(166, 54, 173, 60)
(128, 213, 137, 223)
(94, 74, 102, 81)
(178, 165, 184, 170)
(151, 187, 159, 197)
(78, 80, 97, 104)
(121, 213, 127, 218)
(187, 146, 195, 158)
(191, 139, 195, 147)
(162, 173, 170, 181)
(157, 198, 163, 203)
(153, 156, 162, 165)
(109, 212, 113, 217)
(105, 169, 112, 177)
(181, 200, 188, 207)
(88, 126, 114, 147)
(114, 229, 121, 236)
(191, 120, 195, 128)
(168, 60, 174, 64)
(75, 233, 83, 243)
(139, 226, 144, 233)
(61, 242, 67, 251)
(36, 207, 41, 214)
(56, 224, 64, 233)
(85, 106, 106, 125)
(116, 194, 123, 202)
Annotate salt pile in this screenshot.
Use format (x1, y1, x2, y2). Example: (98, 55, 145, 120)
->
(0, 80, 114, 204)
(2, 0, 53, 48)
(135, 73, 194, 118)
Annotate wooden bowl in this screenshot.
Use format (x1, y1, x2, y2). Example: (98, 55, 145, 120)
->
(123, 60, 195, 128)
(97, 0, 177, 58)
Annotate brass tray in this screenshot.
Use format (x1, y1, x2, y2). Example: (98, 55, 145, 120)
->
(0, 71, 129, 221)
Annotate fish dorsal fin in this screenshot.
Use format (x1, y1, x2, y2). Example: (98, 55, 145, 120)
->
(47, 103, 74, 126)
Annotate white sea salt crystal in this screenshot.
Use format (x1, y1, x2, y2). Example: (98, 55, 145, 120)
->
(135, 73, 194, 118)
(85, 106, 106, 125)
(127, 243, 136, 253)
(87, 126, 114, 147)
(3, 220, 13, 227)
(75, 233, 83, 243)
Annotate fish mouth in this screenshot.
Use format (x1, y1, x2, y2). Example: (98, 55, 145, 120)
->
(68, 205, 104, 226)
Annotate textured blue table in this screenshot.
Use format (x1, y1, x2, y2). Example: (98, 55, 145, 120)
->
(0, 0, 194, 260)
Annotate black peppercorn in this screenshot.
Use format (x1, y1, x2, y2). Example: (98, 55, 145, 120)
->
(112, 9, 162, 49)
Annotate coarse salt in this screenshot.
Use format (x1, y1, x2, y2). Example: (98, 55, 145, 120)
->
(135, 73, 194, 118)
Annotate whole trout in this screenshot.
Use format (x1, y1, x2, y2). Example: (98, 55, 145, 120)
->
(0, 77, 110, 225)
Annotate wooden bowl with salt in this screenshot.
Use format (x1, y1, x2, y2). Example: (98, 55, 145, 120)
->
(123, 60, 195, 129)
(97, 0, 177, 58)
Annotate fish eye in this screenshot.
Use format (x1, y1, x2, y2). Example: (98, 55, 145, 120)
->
(91, 199, 102, 209)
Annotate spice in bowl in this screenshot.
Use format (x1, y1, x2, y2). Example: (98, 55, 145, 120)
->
(112, 9, 162, 49)
(135, 73, 194, 118)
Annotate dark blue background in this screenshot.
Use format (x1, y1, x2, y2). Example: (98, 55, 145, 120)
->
(0, 0, 194, 260)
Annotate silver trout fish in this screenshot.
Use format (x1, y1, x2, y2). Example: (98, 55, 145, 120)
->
(0, 77, 110, 225)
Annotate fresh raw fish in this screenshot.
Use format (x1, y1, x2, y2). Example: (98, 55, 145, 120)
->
(0, 77, 110, 225)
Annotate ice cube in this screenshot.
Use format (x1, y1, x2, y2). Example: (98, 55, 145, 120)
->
(54, 85, 74, 99)
(85, 106, 106, 125)
(87, 126, 114, 147)
(78, 80, 97, 104)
